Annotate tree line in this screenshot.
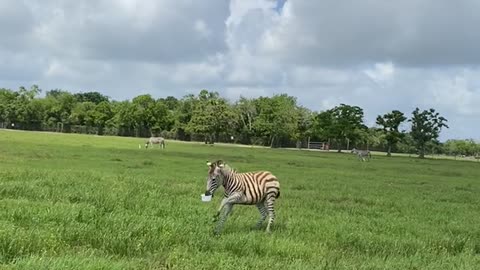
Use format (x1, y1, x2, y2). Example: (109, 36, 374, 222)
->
(1, 85, 478, 159)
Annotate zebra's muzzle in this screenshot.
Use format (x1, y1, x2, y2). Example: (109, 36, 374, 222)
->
(205, 190, 212, 196)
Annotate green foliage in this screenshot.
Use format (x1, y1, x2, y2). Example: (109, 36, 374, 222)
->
(0, 85, 461, 153)
(232, 96, 257, 144)
(376, 110, 407, 156)
(186, 90, 234, 144)
(1, 130, 480, 269)
(73, 91, 109, 104)
(253, 94, 299, 147)
(70, 102, 96, 126)
(44, 90, 76, 126)
(444, 139, 479, 157)
(312, 104, 366, 151)
(409, 108, 449, 158)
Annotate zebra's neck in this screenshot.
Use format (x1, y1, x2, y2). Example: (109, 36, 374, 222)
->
(221, 169, 233, 188)
(221, 169, 239, 195)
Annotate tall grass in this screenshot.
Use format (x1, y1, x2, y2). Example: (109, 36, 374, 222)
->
(0, 130, 479, 269)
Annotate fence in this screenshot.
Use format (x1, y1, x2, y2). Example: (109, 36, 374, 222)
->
(307, 140, 330, 150)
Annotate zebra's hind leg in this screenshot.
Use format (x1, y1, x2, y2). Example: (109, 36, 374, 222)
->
(214, 203, 233, 236)
(265, 195, 277, 233)
(253, 202, 268, 229)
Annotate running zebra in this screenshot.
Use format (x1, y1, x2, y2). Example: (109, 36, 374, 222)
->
(351, 148, 371, 161)
(145, 136, 165, 149)
(204, 160, 280, 235)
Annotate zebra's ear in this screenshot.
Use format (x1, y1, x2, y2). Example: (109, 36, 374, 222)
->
(206, 161, 212, 166)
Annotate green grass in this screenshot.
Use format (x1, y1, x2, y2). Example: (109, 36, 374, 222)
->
(0, 130, 479, 269)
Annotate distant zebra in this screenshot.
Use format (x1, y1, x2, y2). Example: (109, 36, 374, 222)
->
(145, 137, 165, 149)
(204, 160, 280, 235)
(351, 148, 371, 161)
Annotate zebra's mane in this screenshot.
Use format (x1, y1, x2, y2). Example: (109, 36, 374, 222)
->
(214, 160, 237, 174)
(223, 164, 237, 173)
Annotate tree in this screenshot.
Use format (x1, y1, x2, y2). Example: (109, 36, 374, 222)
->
(93, 101, 113, 135)
(113, 100, 136, 136)
(233, 96, 257, 144)
(252, 94, 299, 147)
(0, 88, 19, 126)
(26, 98, 47, 130)
(73, 91, 109, 104)
(151, 99, 174, 135)
(311, 110, 335, 143)
(376, 110, 407, 156)
(131, 94, 157, 137)
(70, 102, 96, 126)
(397, 132, 417, 155)
(312, 104, 365, 152)
(409, 108, 449, 158)
(159, 96, 180, 111)
(186, 90, 234, 144)
(5, 83, 477, 153)
(44, 89, 76, 129)
(10, 85, 43, 129)
(293, 106, 314, 148)
(444, 140, 460, 157)
(444, 139, 479, 157)
(172, 94, 197, 140)
(357, 127, 385, 151)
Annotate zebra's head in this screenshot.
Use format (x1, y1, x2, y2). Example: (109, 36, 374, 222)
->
(204, 160, 226, 197)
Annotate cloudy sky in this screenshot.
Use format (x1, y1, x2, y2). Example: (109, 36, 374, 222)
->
(1, 0, 480, 140)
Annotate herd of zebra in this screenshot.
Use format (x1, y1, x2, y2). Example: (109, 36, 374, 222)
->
(142, 136, 372, 162)
(142, 136, 370, 235)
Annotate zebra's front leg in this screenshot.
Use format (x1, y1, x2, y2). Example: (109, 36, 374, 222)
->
(213, 197, 228, 222)
(254, 202, 268, 229)
(214, 203, 233, 236)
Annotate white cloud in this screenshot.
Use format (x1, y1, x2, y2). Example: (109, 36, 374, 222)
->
(364, 62, 395, 86)
(426, 73, 480, 116)
(193, 20, 212, 38)
(1, 0, 480, 140)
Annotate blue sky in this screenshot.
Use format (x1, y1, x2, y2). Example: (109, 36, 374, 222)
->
(1, 0, 480, 141)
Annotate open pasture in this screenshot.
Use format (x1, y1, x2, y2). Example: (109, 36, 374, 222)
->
(0, 130, 479, 269)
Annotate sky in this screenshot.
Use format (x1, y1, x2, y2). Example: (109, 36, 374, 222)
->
(1, 0, 480, 141)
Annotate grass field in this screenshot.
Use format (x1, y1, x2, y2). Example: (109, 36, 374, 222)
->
(0, 130, 479, 269)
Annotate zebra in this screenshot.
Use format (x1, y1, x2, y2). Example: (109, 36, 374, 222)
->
(145, 136, 165, 149)
(204, 160, 281, 235)
(351, 148, 371, 161)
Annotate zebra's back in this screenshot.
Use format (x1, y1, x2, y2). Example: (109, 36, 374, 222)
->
(235, 171, 280, 204)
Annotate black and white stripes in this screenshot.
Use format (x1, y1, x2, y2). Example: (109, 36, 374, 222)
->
(351, 148, 372, 161)
(145, 137, 165, 149)
(204, 160, 280, 235)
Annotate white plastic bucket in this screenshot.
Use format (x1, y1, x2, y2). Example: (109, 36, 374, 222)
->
(201, 194, 212, 202)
